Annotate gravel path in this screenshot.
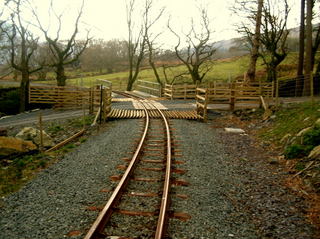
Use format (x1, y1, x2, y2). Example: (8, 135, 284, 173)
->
(0, 117, 316, 238)
(0, 109, 88, 127)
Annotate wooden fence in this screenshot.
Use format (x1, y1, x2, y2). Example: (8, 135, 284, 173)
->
(135, 80, 162, 97)
(29, 85, 112, 118)
(196, 82, 274, 120)
(164, 83, 198, 99)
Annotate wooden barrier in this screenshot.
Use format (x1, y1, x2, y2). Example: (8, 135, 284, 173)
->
(196, 82, 274, 121)
(164, 83, 198, 99)
(135, 80, 162, 97)
(29, 85, 89, 109)
(29, 85, 112, 120)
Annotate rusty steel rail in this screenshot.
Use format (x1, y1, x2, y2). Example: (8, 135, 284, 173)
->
(84, 99, 149, 239)
(154, 107, 171, 239)
(84, 91, 172, 239)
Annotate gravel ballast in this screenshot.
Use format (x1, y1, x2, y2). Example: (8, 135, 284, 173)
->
(0, 119, 140, 239)
(168, 119, 315, 239)
(0, 116, 316, 238)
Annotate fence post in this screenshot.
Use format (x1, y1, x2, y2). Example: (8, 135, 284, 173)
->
(39, 112, 44, 153)
(204, 88, 208, 122)
(171, 84, 173, 100)
(230, 82, 235, 111)
(311, 73, 314, 105)
(99, 85, 103, 124)
(276, 78, 279, 106)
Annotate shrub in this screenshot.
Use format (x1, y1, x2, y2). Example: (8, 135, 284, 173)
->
(303, 126, 320, 147)
(284, 144, 308, 159)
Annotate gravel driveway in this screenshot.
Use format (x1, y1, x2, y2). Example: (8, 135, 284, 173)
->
(0, 116, 316, 238)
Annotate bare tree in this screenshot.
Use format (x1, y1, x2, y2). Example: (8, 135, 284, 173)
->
(297, 0, 305, 77)
(247, 0, 263, 81)
(143, 0, 165, 87)
(126, 0, 146, 91)
(303, 0, 313, 95)
(2, 0, 42, 112)
(259, 0, 290, 82)
(33, 0, 90, 86)
(80, 39, 127, 73)
(168, 7, 215, 84)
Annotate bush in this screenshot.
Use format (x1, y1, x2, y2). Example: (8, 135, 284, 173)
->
(303, 126, 320, 147)
(284, 144, 308, 159)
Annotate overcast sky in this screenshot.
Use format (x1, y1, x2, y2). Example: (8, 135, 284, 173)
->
(2, 0, 303, 48)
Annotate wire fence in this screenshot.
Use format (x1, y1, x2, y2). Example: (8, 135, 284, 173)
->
(277, 73, 319, 97)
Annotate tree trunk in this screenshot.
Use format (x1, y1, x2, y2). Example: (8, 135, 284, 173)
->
(266, 65, 277, 82)
(303, 0, 313, 96)
(127, 74, 134, 91)
(296, 0, 305, 96)
(297, 0, 305, 77)
(247, 0, 263, 82)
(56, 64, 67, 86)
(19, 70, 29, 113)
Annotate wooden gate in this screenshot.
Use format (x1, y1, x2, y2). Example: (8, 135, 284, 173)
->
(29, 85, 112, 117)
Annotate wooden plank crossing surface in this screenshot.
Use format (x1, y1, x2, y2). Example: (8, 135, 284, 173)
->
(107, 109, 198, 120)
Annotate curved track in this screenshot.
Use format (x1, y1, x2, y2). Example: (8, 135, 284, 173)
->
(84, 91, 172, 239)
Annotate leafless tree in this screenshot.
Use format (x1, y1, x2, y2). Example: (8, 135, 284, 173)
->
(2, 0, 42, 112)
(126, 0, 146, 91)
(258, 0, 290, 82)
(297, 0, 305, 78)
(143, 0, 165, 87)
(161, 64, 188, 84)
(168, 7, 215, 84)
(33, 0, 90, 86)
(232, 0, 262, 81)
(302, 0, 313, 95)
(247, 0, 263, 82)
(80, 39, 127, 73)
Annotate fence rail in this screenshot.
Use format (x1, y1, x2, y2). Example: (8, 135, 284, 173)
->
(196, 82, 274, 120)
(164, 83, 198, 99)
(135, 80, 162, 97)
(29, 84, 112, 119)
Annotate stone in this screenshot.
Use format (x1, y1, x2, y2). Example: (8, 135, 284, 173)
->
(308, 145, 320, 160)
(267, 158, 279, 165)
(270, 115, 276, 119)
(224, 128, 245, 133)
(0, 136, 37, 158)
(16, 127, 54, 148)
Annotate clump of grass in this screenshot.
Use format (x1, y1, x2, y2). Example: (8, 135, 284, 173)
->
(303, 125, 320, 147)
(69, 115, 93, 128)
(47, 124, 64, 134)
(260, 101, 320, 144)
(284, 144, 312, 159)
(0, 153, 50, 196)
(79, 137, 87, 143)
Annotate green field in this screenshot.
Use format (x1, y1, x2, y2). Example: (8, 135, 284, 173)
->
(37, 52, 303, 88)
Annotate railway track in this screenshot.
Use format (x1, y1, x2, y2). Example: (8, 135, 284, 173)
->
(84, 92, 180, 239)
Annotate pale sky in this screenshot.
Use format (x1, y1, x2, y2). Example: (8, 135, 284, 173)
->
(1, 0, 302, 48)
